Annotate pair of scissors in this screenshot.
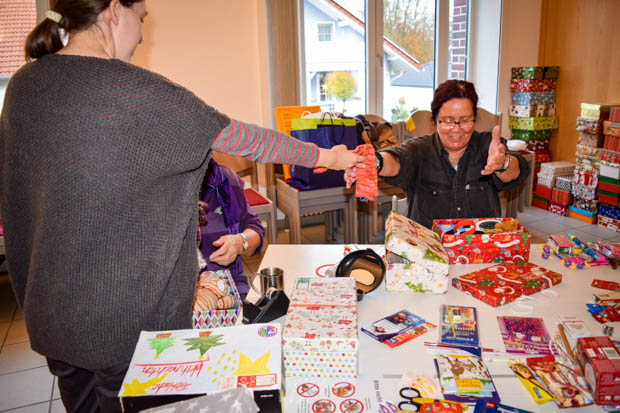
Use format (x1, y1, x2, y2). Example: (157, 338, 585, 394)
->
(398, 387, 464, 413)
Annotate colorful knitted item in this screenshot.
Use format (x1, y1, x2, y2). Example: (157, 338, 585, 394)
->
(354, 144, 378, 201)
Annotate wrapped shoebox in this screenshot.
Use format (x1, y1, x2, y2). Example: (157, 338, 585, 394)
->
(193, 270, 242, 329)
(568, 205, 597, 224)
(536, 183, 552, 198)
(601, 164, 620, 180)
(509, 116, 558, 130)
(604, 135, 620, 152)
(598, 215, 620, 233)
(576, 117, 604, 134)
(554, 176, 573, 192)
(535, 150, 552, 163)
(573, 195, 599, 213)
(549, 200, 569, 216)
(601, 175, 620, 187)
(576, 144, 601, 159)
(510, 79, 556, 92)
(532, 195, 549, 210)
(572, 182, 598, 200)
(433, 217, 530, 265)
(510, 104, 556, 118)
(282, 277, 358, 378)
(601, 149, 620, 165)
(600, 181, 620, 195)
(575, 156, 600, 173)
(118, 324, 282, 411)
(573, 169, 599, 187)
(526, 140, 550, 151)
(598, 190, 619, 207)
(452, 261, 562, 307)
(511, 66, 559, 80)
(551, 188, 572, 205)
(604, 121, 620, 138)
(578, 131, 603, 147)
(611, 107, 620, 123)
(511, 129, 552, 141)
(385, 211, 449, 292)
(540, 161, 575, 176)
(600, 204, 620, 220)
(575, 336, 620, 405)
(581, 103, 616, 120)
(511, 91, 555, 106)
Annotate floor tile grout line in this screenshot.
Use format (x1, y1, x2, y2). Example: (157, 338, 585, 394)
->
(0, 401, 50, 413)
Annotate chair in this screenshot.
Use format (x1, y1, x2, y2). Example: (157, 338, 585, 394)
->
(212, 152, 278, 245)
(273, 106, 358, 244)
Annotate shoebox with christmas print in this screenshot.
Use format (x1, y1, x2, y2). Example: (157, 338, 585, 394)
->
(282, 277, 358, 378)
(578, 131, 603, 147)
(451, 261, 562, 307)
(384, 210, 449, 292)
(575, 336, 620, 405)
(510, 104, 556, 118)
(432, 218, 530, 264)
(604, 121, 620, 138)
(509, 116, 558, 130)
(581, 103, 619, 121)
(192, 270, 242, 329)
(511, 66, 559, 80)
(510, 78, 556, 92)
(598, 215, 620, 233)
(118, 324, 282, 412)
(577, 117, 604, 134)
(549, 200, 569, 216)
(511, 91, 555, 106)
(511, 129, 552, 141)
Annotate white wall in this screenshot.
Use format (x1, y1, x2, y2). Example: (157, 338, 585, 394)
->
(497, 0, 542, 139)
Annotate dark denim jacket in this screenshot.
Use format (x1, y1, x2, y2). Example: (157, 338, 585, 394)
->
(382, 131, 531, 229)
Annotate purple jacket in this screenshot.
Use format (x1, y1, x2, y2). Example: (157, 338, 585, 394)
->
(199, 161, 265, 294)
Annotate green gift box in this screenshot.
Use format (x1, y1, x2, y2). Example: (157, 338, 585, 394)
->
(510, 129, 552, 141)
(509, 116, 559, 131)
(511, 66, 560, 80)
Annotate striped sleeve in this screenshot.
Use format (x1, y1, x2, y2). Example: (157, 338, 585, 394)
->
(212, 120, 319, 167)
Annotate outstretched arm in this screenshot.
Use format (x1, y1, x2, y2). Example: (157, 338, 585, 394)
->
(481, 125, 520, 182)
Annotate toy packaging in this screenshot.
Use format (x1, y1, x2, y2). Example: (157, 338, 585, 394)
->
(575, 336, 620, 405)
(439, 304, 479, 347)
(497, 316, 552, 355)
(433, 217, 530, 264)
(361, 309, 424, 342)
(526, 355, 594, 408)
(384, 211, 450, 293)
(282, 277, 358, 379)
(508, 360, 554, 404)
(452, 261, 562, 307)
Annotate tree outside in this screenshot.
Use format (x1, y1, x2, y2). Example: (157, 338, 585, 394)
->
(383, 0, 435, 66)
(325, 71, 357, 113)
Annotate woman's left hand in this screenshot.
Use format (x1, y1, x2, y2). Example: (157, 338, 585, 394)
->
(481, 126, 506, 175)
(209, 234, 242, 266)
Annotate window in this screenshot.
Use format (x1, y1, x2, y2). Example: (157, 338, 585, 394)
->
(298, 0, 487, 119)
(317, 22, 334, 41)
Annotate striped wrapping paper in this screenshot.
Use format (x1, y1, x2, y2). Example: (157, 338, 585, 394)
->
(551, 188, 572, 205)
(573, 169, 599, 187)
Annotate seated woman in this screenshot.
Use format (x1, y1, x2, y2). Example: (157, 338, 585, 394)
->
(353, 80, 530, 228)
(198, 159, 265, 299)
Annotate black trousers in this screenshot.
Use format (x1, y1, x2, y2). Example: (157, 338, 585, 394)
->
(47, 357, 130, 413)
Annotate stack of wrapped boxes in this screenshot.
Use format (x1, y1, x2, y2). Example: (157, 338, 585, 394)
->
(550, 176, 573, 216)
(597, 106, 620, 231)
(533, 161, 574, 211)
(509, 66, 559, 189)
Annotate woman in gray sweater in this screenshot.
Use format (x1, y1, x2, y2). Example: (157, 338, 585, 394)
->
(0, 0, 364, 411)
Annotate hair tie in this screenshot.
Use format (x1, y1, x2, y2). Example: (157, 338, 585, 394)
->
(45, 10, 62, 23)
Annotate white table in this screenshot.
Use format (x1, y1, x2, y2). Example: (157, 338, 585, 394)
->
(252, 244, 619, 412)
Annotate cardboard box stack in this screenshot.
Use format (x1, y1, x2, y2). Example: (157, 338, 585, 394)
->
(533, 161, 574, 212)
(597, 105, 620, 231)
(509, 66, 559, 188)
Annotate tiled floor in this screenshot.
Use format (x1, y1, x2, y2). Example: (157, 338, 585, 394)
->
(3, 206, 620, 412)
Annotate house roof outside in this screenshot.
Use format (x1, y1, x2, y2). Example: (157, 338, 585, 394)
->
(0, 0, 37, 77)
(391, 61, 434, 88)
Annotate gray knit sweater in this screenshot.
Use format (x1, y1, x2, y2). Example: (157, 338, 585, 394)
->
(0, 54, 318, 369)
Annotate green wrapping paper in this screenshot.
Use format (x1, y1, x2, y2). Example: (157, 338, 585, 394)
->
(510, 129, 552, 141)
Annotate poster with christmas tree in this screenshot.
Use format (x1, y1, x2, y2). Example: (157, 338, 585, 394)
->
(119, 324, 281, 401)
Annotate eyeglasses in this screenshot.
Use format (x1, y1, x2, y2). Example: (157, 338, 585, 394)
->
(438, 117, 475, 131)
